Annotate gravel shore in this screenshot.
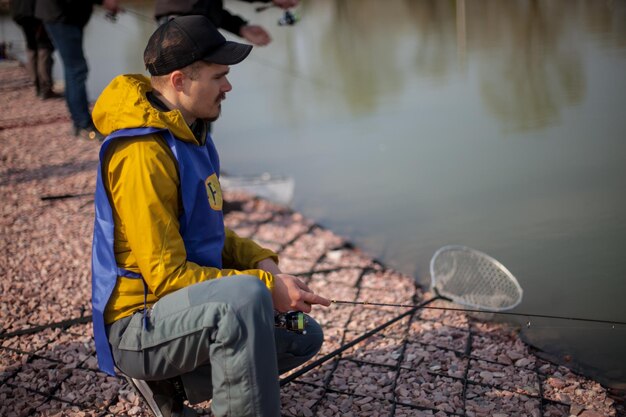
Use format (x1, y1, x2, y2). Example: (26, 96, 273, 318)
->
(1, 62, 623, 417)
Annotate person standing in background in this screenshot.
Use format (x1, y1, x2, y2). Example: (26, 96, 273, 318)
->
(154, 0, 298, 46)
(10, 0, 61, 99)
(35, 0, 120, 140)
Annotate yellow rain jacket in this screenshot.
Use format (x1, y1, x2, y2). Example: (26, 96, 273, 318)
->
(92, 74, 278, 324)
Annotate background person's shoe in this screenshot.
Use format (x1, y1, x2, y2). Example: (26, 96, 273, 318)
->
(74, 124, 104, 142)
(40, 90, 63, 100)
(125, 376, 197, 417)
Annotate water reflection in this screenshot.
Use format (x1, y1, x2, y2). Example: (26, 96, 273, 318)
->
(296, 0, 595, 131)
(405, 0, 461, 80)
(473, 0, 585, 131)
(282, 0, 462, 115)
(318, 0, 410, 113)
(582, 0, 626, 48)
(255, 0, 615, 132)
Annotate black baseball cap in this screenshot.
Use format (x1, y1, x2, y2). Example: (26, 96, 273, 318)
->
(144, 15, 253, 76)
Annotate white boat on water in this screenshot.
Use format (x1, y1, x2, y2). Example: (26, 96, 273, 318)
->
(219, 173, 295, 206)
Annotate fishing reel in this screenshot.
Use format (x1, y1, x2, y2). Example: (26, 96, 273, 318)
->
(278, 10, 298, 26)
(105, 12, 118, 22)
(256, 5, 299, 26)
(275, 311, 307, 334)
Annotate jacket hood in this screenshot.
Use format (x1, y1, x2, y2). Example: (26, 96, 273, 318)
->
(92, 74, 196, 143)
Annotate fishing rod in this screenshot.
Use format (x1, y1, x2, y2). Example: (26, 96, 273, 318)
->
(255, 4, 275, 12)
(104, 8, 155, 24)
(255, 3, 299, 26)
(280, 245, 623, 386)
(103, 4, 298, 26)
(121, 8, 156, 23)
(330, 300, 626, 327)
(326, 246, 626, 327)
(280, 299, 625, 387)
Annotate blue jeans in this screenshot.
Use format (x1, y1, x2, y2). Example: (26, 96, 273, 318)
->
(44, 22, 91, 129)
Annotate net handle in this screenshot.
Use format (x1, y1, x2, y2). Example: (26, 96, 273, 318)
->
(429, 245, 524, 311)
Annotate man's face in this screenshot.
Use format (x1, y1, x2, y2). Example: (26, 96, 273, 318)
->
(180, 62, 232, 122)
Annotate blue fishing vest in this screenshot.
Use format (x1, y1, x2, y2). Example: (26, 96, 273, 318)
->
(91, 127, 225, 375)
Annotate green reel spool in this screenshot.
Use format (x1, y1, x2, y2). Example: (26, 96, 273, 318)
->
(275, 311, 307, 334)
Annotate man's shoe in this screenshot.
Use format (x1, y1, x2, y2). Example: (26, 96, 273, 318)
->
(125, 376, 197, 417)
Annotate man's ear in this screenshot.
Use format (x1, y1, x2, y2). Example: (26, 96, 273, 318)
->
(170, 70, 185, 91)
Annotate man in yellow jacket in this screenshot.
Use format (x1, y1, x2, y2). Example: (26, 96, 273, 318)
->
(91, 15, 329, 417)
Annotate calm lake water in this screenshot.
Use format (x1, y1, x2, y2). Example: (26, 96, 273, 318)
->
(2, 0, 625, 388)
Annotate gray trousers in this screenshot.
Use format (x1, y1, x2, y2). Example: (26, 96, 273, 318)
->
(107, 275, 324, 417)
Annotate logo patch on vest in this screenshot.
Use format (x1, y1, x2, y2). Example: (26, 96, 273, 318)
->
(205, 174, 223, 211)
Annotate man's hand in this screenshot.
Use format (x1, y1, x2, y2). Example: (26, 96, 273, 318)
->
(256, 258, 330, 313)
(272, 274, 331, 313)
(240, 25, 271, 46)
(273, 0, 299, 9)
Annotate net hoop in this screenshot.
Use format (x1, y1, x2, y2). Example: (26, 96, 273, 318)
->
(429, 245, 523, 312)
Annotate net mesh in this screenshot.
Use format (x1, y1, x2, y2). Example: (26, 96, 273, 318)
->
(430, 245, 523, 311)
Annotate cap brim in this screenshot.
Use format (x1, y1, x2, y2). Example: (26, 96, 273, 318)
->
(203, 41, 252, 65)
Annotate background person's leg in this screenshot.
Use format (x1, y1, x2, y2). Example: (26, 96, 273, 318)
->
(25, 48, 38, 93)
(34, 21, 56, 98)
(16, 18, 39, 94)
(44, 23, 91, 130)
(37, 47, 54, 97)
